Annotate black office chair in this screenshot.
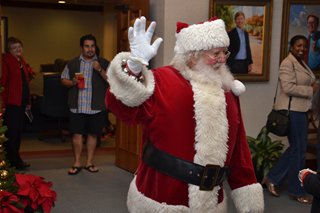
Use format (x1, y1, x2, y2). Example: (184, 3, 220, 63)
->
(40, 72, 69, 141)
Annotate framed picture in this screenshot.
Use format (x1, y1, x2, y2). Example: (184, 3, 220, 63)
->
(209, 0, 272, 82)
(1, 17, 8, 53)
(280, 0, 320, 76)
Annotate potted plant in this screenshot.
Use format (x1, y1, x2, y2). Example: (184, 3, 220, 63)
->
(247, 126, 284, 182)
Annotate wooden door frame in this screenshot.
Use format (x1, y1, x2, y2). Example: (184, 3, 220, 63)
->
(114, 0, 149, 173)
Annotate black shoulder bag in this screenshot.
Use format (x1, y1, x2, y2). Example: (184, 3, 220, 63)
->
(266, 79, 292, 136)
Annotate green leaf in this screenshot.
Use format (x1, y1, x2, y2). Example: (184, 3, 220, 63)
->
(0, 125, 8, 134)
(247, 126, 284, 178)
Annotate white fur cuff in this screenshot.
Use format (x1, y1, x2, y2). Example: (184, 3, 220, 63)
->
(231, 183, 264, 213)
(107, 52, 155, 107)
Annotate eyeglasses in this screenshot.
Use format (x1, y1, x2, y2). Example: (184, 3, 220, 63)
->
(10, 44, 22, 50)
(205, 50, 231, 60)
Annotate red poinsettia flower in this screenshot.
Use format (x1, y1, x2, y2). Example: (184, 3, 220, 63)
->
(37, 194, 57, 213)
(14, 173, 56, 212)
(15, 174, 41, 208)
(0, 190, 24, 213)
(35, 180, 57, 213)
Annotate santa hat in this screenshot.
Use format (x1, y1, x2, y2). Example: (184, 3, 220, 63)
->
(174, 17, 229, 54)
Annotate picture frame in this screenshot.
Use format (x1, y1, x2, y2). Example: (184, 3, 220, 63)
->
(1, 16, 8, 53)
(209, 0, 273, 82)
(280, 0, 320, 76)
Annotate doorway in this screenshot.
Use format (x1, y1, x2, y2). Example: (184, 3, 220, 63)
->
(1, 2, 118, 153)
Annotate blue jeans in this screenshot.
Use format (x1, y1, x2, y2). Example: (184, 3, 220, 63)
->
(267, 111, 308, 196)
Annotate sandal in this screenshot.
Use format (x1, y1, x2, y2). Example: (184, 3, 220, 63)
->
(85, 165, 99, 173)
(68, 166, 82, 175)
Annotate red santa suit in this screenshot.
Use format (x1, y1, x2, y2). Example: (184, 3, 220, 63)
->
(106, 18, 264, 212)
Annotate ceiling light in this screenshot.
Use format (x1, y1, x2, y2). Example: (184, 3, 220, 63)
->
(58, 0, 66, 3)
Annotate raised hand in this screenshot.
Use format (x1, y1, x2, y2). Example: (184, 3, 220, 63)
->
(127, 16, 163, 74)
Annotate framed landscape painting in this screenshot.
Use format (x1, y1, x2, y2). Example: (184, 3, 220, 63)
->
(209, 0, 272, 82)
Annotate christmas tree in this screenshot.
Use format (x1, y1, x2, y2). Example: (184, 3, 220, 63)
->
(0, 86, 18, 194)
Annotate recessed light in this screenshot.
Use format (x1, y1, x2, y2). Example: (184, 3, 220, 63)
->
(58, 0, 66, 3)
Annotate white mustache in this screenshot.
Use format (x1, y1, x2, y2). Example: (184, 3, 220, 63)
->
(211, 62, 223, 69)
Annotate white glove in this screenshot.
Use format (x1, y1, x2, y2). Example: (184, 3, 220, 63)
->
(127, 16, 163, 74)
(231, 80, 246, 96)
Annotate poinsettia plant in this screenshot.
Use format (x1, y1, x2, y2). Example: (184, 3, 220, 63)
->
(0, 173, 56, 213)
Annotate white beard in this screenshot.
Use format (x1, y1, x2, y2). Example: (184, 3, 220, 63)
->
(171, 55, 234, 91)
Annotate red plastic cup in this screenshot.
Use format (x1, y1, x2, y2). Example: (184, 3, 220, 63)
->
(75, 73, 85, 89)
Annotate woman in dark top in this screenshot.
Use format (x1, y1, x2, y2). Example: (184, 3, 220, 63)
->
(1, 37, 33, 170)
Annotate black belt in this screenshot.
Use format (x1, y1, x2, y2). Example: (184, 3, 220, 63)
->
(142, 142, 230, 191)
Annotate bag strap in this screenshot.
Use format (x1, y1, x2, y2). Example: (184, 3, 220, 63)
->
(273, 78, 292, 111)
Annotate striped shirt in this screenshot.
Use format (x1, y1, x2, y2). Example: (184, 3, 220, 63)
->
(61, 55, 101, 114)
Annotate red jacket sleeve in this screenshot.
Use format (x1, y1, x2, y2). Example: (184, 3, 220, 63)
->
(105, 89, 154, 125)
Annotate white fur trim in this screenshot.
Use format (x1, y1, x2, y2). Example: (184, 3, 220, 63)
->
(187, 70, 229, 210)
(188, 185, 227, 212)
(231, 80, 246, 96)
(127, 176, 228, 212)
(174, 19, 230, 54)
(171, 59, 230, 211)
(107, 52, 155, 107)
(231, 183, 264, 213)
(191, 77, 228, 166)
(127, 176, 189, 213)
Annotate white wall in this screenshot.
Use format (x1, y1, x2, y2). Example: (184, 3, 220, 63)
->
(103, 6, 117, 61)
(3, 7, 105, 69)
(149, 0, 164, 68)
(150, 0, 284, 138)
(150, 0, 209, 67)
(242, 0, 283, 138)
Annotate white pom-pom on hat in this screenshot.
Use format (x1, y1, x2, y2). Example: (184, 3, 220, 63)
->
(231, 80, 246, 96)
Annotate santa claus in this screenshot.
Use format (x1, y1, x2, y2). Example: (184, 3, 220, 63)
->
(105, 16, 264, 212)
